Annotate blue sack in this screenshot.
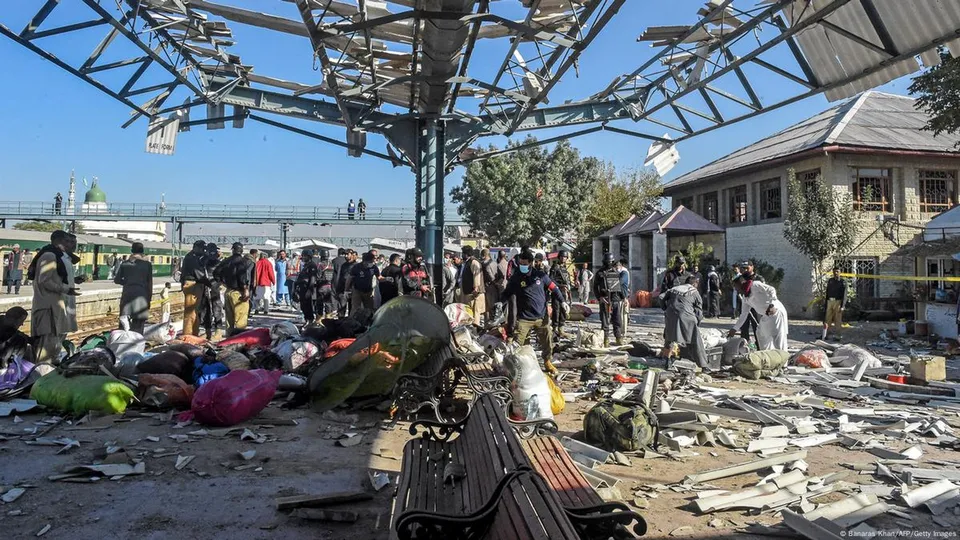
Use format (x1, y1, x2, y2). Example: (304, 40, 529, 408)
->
(192, 357, 229, 388)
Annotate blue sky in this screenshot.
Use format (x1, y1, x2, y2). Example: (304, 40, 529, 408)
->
(0, 0, 919, 209)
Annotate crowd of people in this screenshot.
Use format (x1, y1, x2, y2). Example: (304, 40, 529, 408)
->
(2, 244, 34, 294)
(2, 229, 813, 380)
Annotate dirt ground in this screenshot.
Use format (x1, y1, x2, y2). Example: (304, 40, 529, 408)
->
(1, 308, 958, 539)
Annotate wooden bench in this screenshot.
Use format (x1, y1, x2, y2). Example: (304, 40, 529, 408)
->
(523, 437, 647, 539)
(392, 393, 581, 540)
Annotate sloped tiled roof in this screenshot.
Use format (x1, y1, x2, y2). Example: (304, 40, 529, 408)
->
(636, 206, 724, 235)
(664, 92, 960, 193)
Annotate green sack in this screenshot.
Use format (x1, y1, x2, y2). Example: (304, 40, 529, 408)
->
(734, 350, 790, 380)
(583, 400, 656, 452)
(30, 372, 135, 414)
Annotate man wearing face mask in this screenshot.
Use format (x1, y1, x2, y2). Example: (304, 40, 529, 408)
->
(500, 250, 567, 374)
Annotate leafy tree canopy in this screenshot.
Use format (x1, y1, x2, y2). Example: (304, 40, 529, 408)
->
(580, 165, 663, 239)
(452, 137, 604, 246)
(13, 221, 84, 233)
(909, 50, 960, 145)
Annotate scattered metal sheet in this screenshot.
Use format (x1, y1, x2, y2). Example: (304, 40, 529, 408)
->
(747, 438, 789, 452)
(789, 433, 839, 448)
(804, 493, 879, 522)
(782, 510, 844, 540)
(902, 479, 959, 508)
(731, 400, 792, 428)
(575, 462, 622, 488)
(925, 489, 960, 515)
(760, 426, 790, 438)
(561, 436, 611, 464)
(0, 399, 37, 417)
(902, 468, 960, 483)
(669, 401, 761, 423)
(684, 450, 807, 484)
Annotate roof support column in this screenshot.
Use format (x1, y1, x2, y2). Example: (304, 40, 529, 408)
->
(418, 117, 446, 301)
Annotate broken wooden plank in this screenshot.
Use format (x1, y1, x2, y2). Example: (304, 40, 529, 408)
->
(275, 490, 373, 511)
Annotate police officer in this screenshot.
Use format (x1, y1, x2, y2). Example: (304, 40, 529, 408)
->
(593, 252, 626, 347)
(501, 249, 567, 373)
(401, 248, 433, 300)
(549, 250, 572, 339)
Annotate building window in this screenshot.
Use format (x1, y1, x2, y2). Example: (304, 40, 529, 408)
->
(852, 168, 892, 212)
(926, 258, 959, 302)
(798, 169, 821, 198)
(918, 169, 957, 213)
(703, 192, 718, 224)
(676, 196, 693, 210)
(758, 178, 782, 219)
(836, 258, 877, 301)
(729, 186, 747, 224)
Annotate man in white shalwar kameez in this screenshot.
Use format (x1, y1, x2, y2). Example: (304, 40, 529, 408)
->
(729, 277, 788, 350)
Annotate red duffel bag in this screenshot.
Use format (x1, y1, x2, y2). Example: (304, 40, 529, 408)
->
(191, 369, 281, 426)
(217, 327, 271, 349)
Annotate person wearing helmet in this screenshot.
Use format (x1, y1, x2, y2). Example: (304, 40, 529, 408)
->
(501, 249, 567, 374)
(705, 265, 722, 318)
(197, 243, 224, 340)
(548, 250, 572, 339)
(214, 242, 254, 335)
(179, 239, 207, 336)
(593, 252, 625, 347)
(401, 247, 433, 300)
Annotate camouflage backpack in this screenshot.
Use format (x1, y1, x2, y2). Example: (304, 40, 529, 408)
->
(583, 400, 658, 452)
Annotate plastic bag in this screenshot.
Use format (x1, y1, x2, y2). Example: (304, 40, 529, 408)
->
(138, 373, 194, 409)
(831, 344, 881, 369)
(191, 369, 282, 426)
(270, 321, 300, 344)
(193, 357, 230, 387)
(452, 325, 485, 355)
(700, 328, 725, 349)
(0, 356, 35, 391)
(30, 372, 135, 414)
(273, 339, 320, 371)
(107, 329, 145, 357)
(324, 338, 356, 359)
(503, 345, 554, 421)
(143, 322, 176, 344)
(443, 303, 475, 326)
(217, 327, 271, 348)
(115, 352, 146, 379)
(546, 376, 565, 415)
(793, 348, 830, 370)
(577, 328, 605, 349)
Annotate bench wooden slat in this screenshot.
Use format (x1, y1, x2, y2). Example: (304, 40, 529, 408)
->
(526, 437, 601, 508)
(526, 438, 586, 508)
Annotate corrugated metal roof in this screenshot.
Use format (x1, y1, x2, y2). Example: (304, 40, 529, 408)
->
(636, 206, 724, 235)
(784, 0, 960, 102)
(665, 92, 960, 192)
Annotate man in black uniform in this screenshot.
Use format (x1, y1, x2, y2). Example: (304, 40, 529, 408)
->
(180, 240, 206, 336)
(549, 250, 572, 339)
(330, 248, 347, 315)
(501, 250, 566, 373)
(704, 265, 722, 318)
(214, 242, 254, 334)
(660, 256, 690, 292)
(294, 249, 322, 323)
(400, 248, 433, 300)
(336, 250, 358, 317)
(197, 243, 224, 339)
(822, 267, 847, 340)
(594, 252, 626, 347)
(379, 254, 403, 305)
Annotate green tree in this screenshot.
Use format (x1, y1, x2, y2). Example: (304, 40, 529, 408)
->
(783, 169, 860, 296)
(572, 165, 662, 259)
(13, 221, 85, 233)
(681, 241, 713, 269)
(909, 50, 960, 145)
(580, 165, 662, 239)
(452, 137, 603, 246)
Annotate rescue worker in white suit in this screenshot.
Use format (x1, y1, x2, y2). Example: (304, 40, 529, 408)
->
(728, 276, 788, 350)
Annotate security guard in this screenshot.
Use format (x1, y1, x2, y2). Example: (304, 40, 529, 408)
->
(548, 250, 572, 339)
(593, 252, 626, 346)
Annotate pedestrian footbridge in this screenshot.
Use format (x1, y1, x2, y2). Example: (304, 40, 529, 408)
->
(0, 201, 465, 226)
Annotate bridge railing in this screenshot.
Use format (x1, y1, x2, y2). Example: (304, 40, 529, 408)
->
(0, 201, 461, 222)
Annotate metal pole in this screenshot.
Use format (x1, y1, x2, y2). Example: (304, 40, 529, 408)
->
(423, 119, 438, 266)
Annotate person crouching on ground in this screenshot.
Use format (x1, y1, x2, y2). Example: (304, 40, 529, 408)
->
(729, 275, 788, 350)
(500, 249, 567, 374)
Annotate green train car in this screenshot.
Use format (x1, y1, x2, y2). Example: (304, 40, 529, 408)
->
(0, 229, 181, 282)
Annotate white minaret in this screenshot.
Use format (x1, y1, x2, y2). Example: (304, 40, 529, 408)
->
(67, 170, 76, 215)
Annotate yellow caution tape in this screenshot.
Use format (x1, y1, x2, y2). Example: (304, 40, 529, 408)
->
(838, 272, 960, 282)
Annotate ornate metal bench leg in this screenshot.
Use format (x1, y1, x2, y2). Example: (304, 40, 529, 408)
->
(564, 505, 648, 539)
